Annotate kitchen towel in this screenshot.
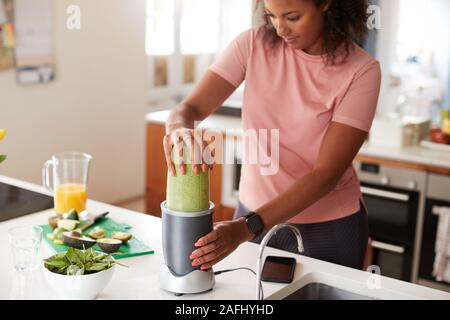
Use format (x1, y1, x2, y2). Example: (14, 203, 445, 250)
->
(432, 206, 450, 283)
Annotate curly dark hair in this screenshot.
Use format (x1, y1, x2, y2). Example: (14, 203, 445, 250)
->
(256, 0, 371, 65)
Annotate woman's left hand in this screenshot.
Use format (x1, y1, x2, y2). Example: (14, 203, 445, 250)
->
(190, 218, 253, 270)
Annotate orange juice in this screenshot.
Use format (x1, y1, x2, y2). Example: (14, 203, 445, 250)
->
(55, 184, 87, 214)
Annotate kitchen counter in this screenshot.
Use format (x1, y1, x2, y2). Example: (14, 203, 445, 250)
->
(1, 175, 450, 300)
(146, 110, 450, 171)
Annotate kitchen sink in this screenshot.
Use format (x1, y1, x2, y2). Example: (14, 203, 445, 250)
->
(282, 282, 378, 300)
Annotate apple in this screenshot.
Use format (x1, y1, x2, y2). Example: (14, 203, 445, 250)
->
(430, 128, 450, 144)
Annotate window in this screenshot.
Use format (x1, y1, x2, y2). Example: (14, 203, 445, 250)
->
(377, 0, 449, 118)
(145, 0, 253, 105)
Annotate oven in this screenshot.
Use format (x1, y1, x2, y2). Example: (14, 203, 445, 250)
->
(355, 161, 427, 283)
(418, 173, 450, 292)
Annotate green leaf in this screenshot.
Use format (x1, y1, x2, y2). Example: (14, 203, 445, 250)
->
(0, 155, 6, 163)
(86, 262, 109, 272)
(44, 247, 126, 275)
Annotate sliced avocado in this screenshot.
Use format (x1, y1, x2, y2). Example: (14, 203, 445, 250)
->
(48, 215, 60, 229)
(97, 238, 122, 253)
(61, 231, 96, 249)
(57, 219, 80, 231)
(63, 209, 79, 221)
(87, 227, 106, 240)
(112, 231, 132, 243)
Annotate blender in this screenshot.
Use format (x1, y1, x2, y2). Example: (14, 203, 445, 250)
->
(159, 154, 215, 295)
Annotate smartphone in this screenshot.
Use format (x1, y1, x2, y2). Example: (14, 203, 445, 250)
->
(261, 256, 296, 283)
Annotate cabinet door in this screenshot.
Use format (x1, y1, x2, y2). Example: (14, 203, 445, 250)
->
(146, 123, 167, 217)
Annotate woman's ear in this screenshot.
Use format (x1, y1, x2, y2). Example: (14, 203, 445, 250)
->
(321, 0, 333, 12)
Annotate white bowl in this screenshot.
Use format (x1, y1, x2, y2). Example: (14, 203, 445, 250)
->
(43, 254, 116, 300)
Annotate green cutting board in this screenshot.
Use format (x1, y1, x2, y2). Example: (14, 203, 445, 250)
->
(41, 217, 154, 259)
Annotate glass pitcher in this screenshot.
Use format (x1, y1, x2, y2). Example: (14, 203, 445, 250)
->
(42, 152, 92, 215)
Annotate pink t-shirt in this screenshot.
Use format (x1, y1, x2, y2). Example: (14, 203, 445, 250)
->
(209, 27, 381, 224)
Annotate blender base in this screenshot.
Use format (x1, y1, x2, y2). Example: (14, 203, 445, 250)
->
(159, 264, 215, 295)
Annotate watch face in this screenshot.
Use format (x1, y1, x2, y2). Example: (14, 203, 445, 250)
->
(247, 213, 264, 236)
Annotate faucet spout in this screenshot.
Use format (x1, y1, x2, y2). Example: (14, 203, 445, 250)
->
(256, 224, 304, 300)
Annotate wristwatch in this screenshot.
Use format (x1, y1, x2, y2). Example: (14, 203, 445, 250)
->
(243, 211, 265, 239)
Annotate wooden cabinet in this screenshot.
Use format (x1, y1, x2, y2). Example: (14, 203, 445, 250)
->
(145, 122, 235, 222)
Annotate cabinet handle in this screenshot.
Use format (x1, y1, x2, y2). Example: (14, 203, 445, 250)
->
(371, 241, 405, 254)
(432, 206, 450, 216)
(361, 186, 410, 202)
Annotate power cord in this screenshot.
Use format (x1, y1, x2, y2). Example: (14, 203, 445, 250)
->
(213, 267, 264, 299)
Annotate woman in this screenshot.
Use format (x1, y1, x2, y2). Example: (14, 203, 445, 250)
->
(163, 0, 381, 271)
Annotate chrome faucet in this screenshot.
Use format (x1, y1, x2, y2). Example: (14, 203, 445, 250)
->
(256, 224, 305, 300)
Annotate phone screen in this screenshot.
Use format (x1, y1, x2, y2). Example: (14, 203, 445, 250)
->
(261, 256, 296, 283)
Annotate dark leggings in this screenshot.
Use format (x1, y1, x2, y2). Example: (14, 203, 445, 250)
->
(234, 201, 369, 270)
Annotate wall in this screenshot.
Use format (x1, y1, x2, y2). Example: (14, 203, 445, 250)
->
(0, 0, 148, 204)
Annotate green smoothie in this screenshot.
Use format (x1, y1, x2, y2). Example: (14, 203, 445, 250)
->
(166, 150, 210, 212)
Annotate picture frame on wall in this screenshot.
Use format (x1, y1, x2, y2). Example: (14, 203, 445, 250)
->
(0, 0, 15, 71)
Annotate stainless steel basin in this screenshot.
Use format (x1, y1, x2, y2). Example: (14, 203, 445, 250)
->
(283, 282, 378, 300)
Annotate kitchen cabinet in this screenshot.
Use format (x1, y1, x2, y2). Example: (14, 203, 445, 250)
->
(145, 122, 235, 222)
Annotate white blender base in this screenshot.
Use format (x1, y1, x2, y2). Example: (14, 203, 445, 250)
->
(159, 264, 215, 295)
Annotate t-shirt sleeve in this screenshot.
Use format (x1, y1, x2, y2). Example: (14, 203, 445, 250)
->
(208, 29, 253, 88)
(332, 60, 382, 132)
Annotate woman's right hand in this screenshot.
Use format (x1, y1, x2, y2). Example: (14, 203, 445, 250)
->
(163, 128, 213, 176)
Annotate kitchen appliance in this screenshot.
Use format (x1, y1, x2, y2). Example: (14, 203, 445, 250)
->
(159, 156, 215, 295)
(0, 182, 53, 222)
(159, 201, 215, 295)
(354, 161, 427, 282)
(418, 173, 450, 292)
(370, 115, 431, 148)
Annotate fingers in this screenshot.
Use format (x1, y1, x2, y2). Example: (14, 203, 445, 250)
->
(198, 252, 228, 270)
(201, 140, 209, 172)
(191, 246, 227, 269)
(163, 134, 176, 176)
(195, 230, 219, 247)
(190, 240, 222, 260)
(192, 130, 203, 174)
(165, 128, 213, 175)
(202, 139, 215, 171)
(171, 130, 187, 175)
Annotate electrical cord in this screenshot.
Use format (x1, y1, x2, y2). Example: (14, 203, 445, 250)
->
(214, 267, 264, 299)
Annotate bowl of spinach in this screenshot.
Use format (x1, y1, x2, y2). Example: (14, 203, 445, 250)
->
(43, 247, 126, 299)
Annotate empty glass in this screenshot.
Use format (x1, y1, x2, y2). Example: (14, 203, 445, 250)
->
(8, 225, 43, 272)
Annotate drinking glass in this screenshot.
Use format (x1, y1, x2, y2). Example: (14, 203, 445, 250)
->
(8, 225, 43, 272)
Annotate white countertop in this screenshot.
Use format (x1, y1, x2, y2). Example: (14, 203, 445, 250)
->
(359, 143, 450, 170)
(1, 175, 450, 300)
(146, 110, 450, 170)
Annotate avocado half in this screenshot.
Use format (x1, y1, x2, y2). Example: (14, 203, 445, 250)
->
(97, 238, 122, 253)
(61, 231, 96, 249)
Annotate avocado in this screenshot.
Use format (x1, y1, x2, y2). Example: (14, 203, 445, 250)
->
(63, 209, 79, 221)
(87, 227, 106, 240)
(112, 231, 132, 243)
(57, 219, 80, 231)
(61, 231, 96, 249)
(97, 238, 122, 253)
(48, 215, 60, 229)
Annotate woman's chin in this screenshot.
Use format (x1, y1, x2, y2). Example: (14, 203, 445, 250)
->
(285, 41, 302, 50)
